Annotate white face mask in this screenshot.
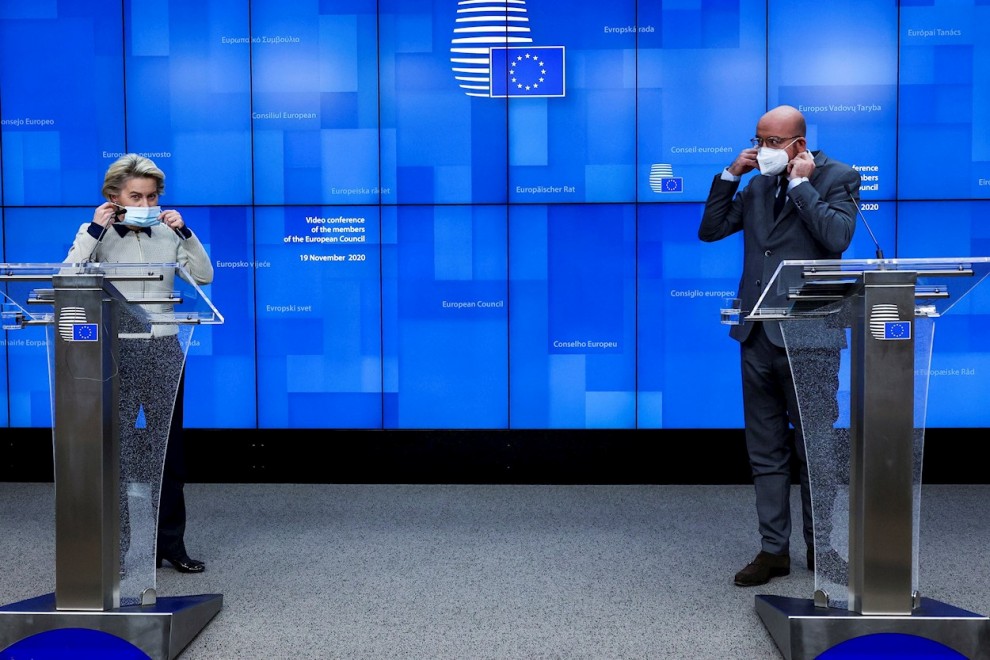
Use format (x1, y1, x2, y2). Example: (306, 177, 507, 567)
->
(119, 205, 162, 228)
(756, 148, 787, 176)
(756, 138, 799, 176)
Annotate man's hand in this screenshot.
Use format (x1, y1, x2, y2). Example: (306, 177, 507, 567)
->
(727, 147, 759, 177)
(787, 150, 816, 180)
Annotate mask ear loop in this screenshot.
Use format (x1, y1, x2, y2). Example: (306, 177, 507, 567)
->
(112, 202, 127, 219)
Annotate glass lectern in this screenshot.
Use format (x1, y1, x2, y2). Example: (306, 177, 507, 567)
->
(0, 262, 224, 660)
(742, 257, 990, 660)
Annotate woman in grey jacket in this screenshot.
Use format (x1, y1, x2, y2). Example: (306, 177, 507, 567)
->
(65, 153, 214, 574)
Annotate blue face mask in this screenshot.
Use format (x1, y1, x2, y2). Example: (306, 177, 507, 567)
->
(119, 205, 162, 228)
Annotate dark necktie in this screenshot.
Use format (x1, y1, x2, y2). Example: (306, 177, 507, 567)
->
(774, 176, 788, 217)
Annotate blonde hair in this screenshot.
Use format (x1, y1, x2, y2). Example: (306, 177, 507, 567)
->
(102, 153, 165, 200)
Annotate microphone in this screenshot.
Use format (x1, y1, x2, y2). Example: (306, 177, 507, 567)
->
(844, 184, 884, 260)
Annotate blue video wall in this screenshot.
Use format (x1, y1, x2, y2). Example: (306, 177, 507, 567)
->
(1, 0, 988, 430)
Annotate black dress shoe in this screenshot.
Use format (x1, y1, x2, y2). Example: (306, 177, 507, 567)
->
(734, 550, 790, 587)
(156, 553, 206, 573)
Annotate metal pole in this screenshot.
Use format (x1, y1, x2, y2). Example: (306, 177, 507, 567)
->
(848, 269, 916, 615)
(52, 273, 120, 611)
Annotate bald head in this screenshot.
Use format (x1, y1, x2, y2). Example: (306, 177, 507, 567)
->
(757, 105, 806, 140)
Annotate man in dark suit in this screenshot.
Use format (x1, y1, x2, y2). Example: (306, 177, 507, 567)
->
(699, 104, 860, 587)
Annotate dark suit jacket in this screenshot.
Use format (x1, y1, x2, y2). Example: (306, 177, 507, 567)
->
(698, 150, 861, 347)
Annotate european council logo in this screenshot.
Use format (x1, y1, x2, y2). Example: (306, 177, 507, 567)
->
(449, 0, 566, 99)
(869, 304, 911, 341)
(57, 306, 99, 342)
(650, 164, 683, 193)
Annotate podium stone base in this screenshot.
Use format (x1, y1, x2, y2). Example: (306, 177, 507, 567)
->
(0, 592, 222, 660)
(756, 594, 990, 660)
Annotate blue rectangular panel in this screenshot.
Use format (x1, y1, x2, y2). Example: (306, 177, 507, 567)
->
(378, 0, 508, 204)
(251, 0, 381, 204)
(2, 208, 95, 426)
(899, 2, 990, 199)
(636, 0, 767, 203)
(637, 203, 744, 429)
(897, 201, 990, 428)
(255, 205, 383, 428)
(509, 204, 636, 429)
(382, 205, 508, 428)
(181, 206, 257, 428)
(124, 0, 252, 205)
(770, 0, 899, 202)
(0, 1, 125, 205)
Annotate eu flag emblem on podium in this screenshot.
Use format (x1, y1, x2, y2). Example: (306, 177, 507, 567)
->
(490, 46, 565, 98)
(870, 304, 911, 341)
(72, 323, 99, 341)
(884, 321, 911, 340)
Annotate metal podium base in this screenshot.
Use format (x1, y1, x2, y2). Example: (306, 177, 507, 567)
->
(756, 594, 990, 660)
(0, 592, 222, 660)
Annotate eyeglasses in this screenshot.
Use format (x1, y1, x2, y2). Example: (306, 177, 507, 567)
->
(750, 135, 801, 149)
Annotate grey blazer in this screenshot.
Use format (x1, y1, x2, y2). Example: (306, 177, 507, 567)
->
(698, 150, 861, 347)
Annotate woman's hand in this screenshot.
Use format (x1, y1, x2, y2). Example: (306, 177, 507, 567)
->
(92, 201, 121, 227)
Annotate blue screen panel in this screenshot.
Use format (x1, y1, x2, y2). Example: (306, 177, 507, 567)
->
(771, 0, 898, 202)
(504, 1, 637, 203)
(124, 0, 252, 205)
(378, 0, 509, 205)
(255, 205, 383, 428)
(638, 203, 744, 429)
(251, 0, 381, 205)
(897, 201, 990, 428)
(636, 0, 767, 203)
(509, 204, 636, 429)
(382, 205, 509, 428)
(899, 2, 990, 200)
(0, 1, 125, 205)
(2, 208, 96, 426)
(179, 206, 256, 428)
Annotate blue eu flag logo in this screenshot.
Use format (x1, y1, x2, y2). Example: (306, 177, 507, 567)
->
(883, 321, 911, 340)
(72, 323, 99, 341)
(650, 164, 684, 193)
(490, 46, 565, 98)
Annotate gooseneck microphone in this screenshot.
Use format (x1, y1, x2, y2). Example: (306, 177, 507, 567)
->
(844, 184, 884, 260)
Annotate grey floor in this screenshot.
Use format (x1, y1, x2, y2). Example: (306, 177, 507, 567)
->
(2, 482, 989, 659)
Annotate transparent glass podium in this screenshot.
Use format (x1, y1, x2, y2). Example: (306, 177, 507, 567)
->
(0, 262, 224, 659)
(740, 257, 990, 660)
